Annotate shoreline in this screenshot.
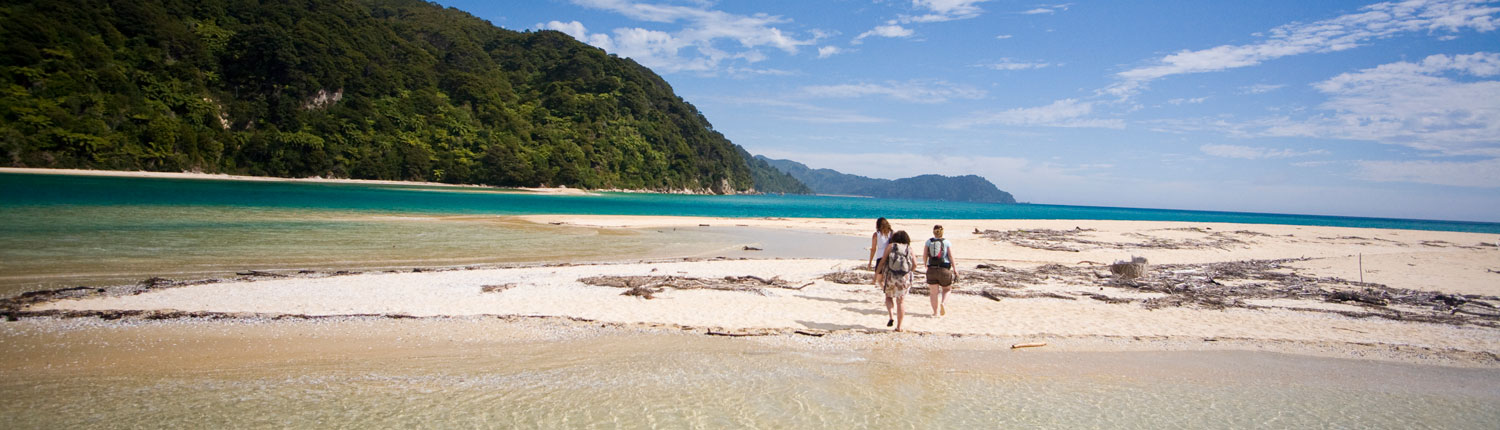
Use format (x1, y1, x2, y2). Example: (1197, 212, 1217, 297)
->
(0, 167, 763, 196)
(4, 202, 1499, 367)
(0, 167, 592, 196)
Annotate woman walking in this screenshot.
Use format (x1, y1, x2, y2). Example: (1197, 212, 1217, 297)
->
(922, 225, 957, 317)
(868, 217, 893, 288)
(879, 230, 915, 331)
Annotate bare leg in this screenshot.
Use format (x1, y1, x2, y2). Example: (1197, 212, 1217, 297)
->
(929, 284, 942, 316)
(894, 296, 906, 331)
(940, 286, 952, 315)
(884, 296, 894, 326)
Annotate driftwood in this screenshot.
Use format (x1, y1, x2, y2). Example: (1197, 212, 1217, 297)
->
(1010, 342, 1047, 349)
(1081, 292, 1134, 304)
(580, 275, 803, 298)
(235, 270, 288, 277)
(1111, 258, 1500, 327)
(977, 288, 1075, 301)
(1110, 257, 1149, 279)
(822, 270, 873, 285)
(480, 284, 517, 294)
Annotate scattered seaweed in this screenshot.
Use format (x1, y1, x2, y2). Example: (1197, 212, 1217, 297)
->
(822, 270, 873, 285)
(480, 283, 517, 294)
(975, 227, 1252, 252)
(975, 228, 1096, 252)
(580, 274, 806, 298)
(1111, 258, 1500, 327)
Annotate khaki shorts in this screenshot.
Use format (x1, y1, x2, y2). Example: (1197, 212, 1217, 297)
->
(926, 267, 954, 286)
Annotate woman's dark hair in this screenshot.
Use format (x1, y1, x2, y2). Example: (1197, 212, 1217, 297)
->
(876, 217, 892, 235)
(890, 230, 911, 244)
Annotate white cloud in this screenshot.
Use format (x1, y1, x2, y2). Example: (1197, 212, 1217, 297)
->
(853, 23, 915, 44)
(1240, 83, 1286, 94)
(945, 98, 1125, 129)
(725, 67, 795, 77)
(817, 46, 843, 58)
(1273, 52, 1500, 157)
(799, 81, 986, 103)
(981, 59, 1052, 70)
(1107, 0, 1500, 98)
(723, 98, 888, 124)
(902, 0, 996, 23)
(995, 34, 1013, 39)
(1167, 97, 1207, 105)
(551, 0, 819, 73)
(1150, 52, 1500, 162)
(1200, 144, 1327, 159)
(1357, 158, 1500, 187)
(1020, 3, 1070, 15)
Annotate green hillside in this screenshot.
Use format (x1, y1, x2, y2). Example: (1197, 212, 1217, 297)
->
(0, 0, 808, 193)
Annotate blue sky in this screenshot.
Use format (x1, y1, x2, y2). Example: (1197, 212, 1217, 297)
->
(434, 0, 1500, 222)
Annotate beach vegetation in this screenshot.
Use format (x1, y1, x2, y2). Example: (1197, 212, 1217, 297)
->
(0, 0, 810, 193)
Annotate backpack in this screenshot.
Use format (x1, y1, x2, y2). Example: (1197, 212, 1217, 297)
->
(886, 244, 912, 276)
(926, 238, 950, 268)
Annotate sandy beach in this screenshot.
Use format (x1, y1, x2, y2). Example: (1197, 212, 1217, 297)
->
(13, 215, 1500, 367)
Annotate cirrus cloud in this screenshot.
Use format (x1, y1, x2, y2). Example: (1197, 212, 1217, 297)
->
(1105, 0, 1500, 98)
(799, 81, 986, 103)
(945, 98, 1125, 129)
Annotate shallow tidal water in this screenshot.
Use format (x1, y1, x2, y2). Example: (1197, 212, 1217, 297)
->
(0, 204, 858, 295)
(1, 319, 1496, 429)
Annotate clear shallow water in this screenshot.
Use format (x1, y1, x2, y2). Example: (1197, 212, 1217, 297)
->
(2, 330, 1496, 429)
(2, 171, 1496, 295)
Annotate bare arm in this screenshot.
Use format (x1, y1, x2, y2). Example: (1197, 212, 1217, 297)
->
(949, 245, 958, 278)
(868, 233, 878, 268)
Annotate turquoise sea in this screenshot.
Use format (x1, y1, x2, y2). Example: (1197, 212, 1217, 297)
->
(5, 171, 1498, 232)
(2, 171, 1497, 294)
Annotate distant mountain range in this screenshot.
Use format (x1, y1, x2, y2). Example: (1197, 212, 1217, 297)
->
(757, 156, 1017, 204)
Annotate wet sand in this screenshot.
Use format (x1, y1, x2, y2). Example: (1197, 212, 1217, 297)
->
(2, 316, 1497, 428)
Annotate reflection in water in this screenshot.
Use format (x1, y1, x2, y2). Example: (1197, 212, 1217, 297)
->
(1, 321, 1496, 428)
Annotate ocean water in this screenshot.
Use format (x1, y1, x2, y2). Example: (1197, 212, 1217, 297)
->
(5, 172, 1497, 233)
(2, 171, 1496, 295)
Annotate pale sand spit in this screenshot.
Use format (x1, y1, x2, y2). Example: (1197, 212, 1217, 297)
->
(23, 216, 1500, 366)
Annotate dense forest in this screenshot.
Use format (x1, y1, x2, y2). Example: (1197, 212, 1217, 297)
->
(759, 156, 1017, 204)
(0, 0, 808, 193)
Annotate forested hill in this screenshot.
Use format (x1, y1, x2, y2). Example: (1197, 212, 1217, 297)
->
(758, 156, 1017, 204)
(0, 0, 808, 194)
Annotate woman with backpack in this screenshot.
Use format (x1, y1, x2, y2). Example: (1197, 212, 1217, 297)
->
(879, 230, 915, 331)
(922, 225, 957, 317)
(868, 217, 894, 288)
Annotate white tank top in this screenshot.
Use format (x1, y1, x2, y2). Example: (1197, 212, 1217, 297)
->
(875, 231, 891, 256)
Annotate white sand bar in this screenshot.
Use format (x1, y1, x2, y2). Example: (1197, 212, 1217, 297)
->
(30, 216, 1500, 362)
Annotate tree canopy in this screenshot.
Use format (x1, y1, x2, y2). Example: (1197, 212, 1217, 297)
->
(0, 0, 809, 193)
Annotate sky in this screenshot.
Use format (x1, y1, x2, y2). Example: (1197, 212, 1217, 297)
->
(433, 0, 1500, 222)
